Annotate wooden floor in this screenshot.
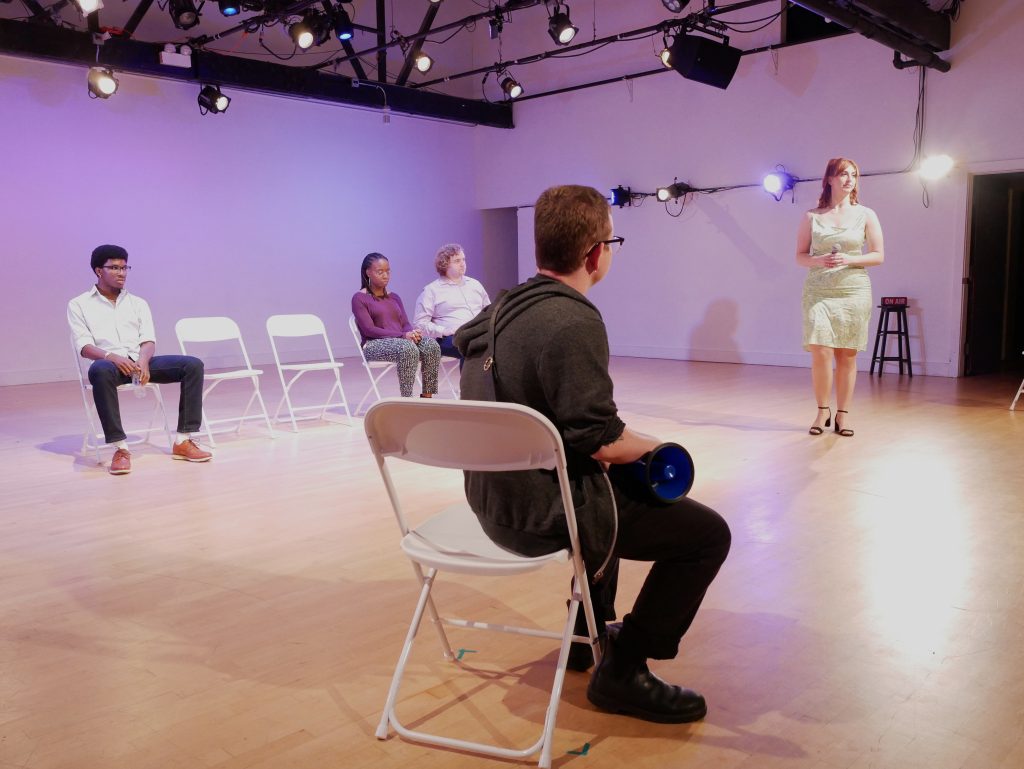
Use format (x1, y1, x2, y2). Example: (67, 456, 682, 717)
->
(2, 358, 1023, 769)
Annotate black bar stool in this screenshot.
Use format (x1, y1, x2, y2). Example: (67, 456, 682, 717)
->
(870, 297, 913, 377)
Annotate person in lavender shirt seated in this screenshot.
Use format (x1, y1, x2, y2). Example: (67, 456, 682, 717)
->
(351, 252, 441, 398)
(413, 243, 491, 364)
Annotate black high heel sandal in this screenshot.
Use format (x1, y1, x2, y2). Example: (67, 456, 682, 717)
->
(834, 409, 854, 437)
(809, 406, 831, 435)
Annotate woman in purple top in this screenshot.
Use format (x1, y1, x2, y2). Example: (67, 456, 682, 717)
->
(352, 253, 440, 398)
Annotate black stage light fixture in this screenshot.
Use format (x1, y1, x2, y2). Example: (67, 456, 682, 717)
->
(334, 8, 354, 41)
(488, 12, 503, 40)
(548, 3, 578, 46)
(87, 66, 118, 98)
(667, 33, 743, 90)
(168, 0, 201, 30)
(413, 50, 434, 73)
(290, 12, 330, 49)
(661, 0, 691, 12)
(218, 0, 240, 17)
(500, 73, 524, 99)
(656, 181, 692, 202)
(198, 84, 231, 115)
(610, 186, 632, 207)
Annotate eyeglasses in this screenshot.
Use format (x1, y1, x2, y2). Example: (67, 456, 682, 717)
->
(592, 236, 625, 254)
(102, 265, 131, 273)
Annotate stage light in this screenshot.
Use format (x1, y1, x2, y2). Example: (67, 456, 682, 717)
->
(73, 0, 104, 14)
(666, 33, 742, 89)
(918, 154, 954, 180)
(548, 4, 578, 46)
(661, 0, 691, 12)
(87, 66, 118, 98)
(488, 13, 503, 40)
(610, 186, 631, 207)
(500, 74, 523, 99)
(660, 45, 672, 68)
(334, 8, 354, 41)
(763, 167, 797, 201)
(168, 0, 200, 30)
(656, 182, 691, 202)
(413, 51, 434, 73)
(290, 12, 329, 49)
(197, 84, 231, 114)
(218, 0, 240, 16)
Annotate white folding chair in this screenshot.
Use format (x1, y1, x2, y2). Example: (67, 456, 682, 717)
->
(439, 356, 460, 398)
(266, 314, 352, 431)
(349, 315, 399, 414)
(366, 398, 600, 769)
(1011, 351, 1024, 411)
(175, 316, 274, 446)
(70, 335, 172, 463)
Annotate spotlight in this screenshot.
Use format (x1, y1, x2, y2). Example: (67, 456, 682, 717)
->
(218, 0, 240, 16)
(661, 0, 692, 12)
(660, 45, 672, 68)
(168, 0, 200, 30)
(290, 12, 329, 49)
(73, 0, 103, 14)
(656, 182, 691, 202)
(413, 51, 434, 73)
(87, 66, 118, 98)
(197, 84, 231, 115)
(548, 3, 578, 46)
(918, 154, 954, 180)
(488, 13, 503, 40)
(762, 167, 797, 201)
(500, 73, 523, 99)
(334, 8, 354, 41)
(610, 186, 632, 207)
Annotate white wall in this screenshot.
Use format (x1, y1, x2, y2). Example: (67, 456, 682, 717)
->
(479, 0, 1024, 376)
(0, 55, 483, 385)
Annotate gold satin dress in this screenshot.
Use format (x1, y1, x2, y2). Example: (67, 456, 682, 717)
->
(802, 209, 872, 351)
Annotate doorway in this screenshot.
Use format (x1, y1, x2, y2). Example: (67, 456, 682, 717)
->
(963, 172, 1024, 376)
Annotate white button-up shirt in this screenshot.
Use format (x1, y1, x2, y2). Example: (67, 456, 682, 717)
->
(68, 286, 156, 359)
(413, 276, 491, 338)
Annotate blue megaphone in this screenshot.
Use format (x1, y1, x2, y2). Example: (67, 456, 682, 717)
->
(609, 442, 695, 504)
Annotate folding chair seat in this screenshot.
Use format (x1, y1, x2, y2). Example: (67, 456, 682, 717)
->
(70, 335, 172, 463)
(365, 398, 600, 769)
(266, 313, 352, 431)
(175, 316, 274, 446)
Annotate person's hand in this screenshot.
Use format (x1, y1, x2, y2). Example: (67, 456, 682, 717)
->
(824, 251, 849, 268)
(108, 353, 137, 377)
(137, 361, 151, 385)
(405, 330, 422, 343)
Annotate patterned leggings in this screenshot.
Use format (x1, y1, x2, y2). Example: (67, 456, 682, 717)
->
(362, 337, 441, 397)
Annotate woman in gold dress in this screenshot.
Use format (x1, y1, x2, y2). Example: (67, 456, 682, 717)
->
(796, 158, 885, 436)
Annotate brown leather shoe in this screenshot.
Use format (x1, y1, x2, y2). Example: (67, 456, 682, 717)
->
(109, 448, 132, 475)
(172, 439, 213, 463)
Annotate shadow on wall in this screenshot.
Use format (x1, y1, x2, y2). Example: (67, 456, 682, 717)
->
(696, 196, 778, 280)
(690, 298, 741, 363)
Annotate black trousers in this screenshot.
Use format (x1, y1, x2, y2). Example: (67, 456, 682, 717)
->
(580, 483, 731, 661)
(88, 355, 205, 443)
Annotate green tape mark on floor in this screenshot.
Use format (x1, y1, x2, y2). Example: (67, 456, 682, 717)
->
(455, 648, 477, 660)
(567, 742, 591, 756)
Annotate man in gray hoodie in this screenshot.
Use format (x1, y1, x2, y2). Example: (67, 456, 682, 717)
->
(455, 184, 731, 724)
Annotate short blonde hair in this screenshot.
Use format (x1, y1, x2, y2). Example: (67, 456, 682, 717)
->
(434, 243, 464, 276)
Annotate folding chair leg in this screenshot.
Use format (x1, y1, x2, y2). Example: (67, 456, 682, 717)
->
(376, 568, 439, 740)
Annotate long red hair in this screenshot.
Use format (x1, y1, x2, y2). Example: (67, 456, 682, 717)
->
(817, 157, 860, 209)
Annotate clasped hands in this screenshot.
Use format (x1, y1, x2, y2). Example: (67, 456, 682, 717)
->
(107, 353, 150, 384)
(404, 329, 424, 344)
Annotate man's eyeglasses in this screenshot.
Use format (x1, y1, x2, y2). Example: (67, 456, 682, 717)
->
(102, 265, 131, 273)
(592, 236, 625, 254)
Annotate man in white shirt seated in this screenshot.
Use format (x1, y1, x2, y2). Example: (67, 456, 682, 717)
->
(413, 243, 491, 362)
(68, 244, 212, 475)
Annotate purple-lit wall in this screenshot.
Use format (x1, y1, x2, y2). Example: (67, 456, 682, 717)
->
(477, 0, 1024, 377)
(1, 55, 485, 385)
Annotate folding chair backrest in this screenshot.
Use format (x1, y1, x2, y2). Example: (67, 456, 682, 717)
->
(70, 334, 90, 386)
(364, 398, 564, 473)
(348, 315, 370, 361)
(266, 313, 327, 339)
(176, 316, 256, 371)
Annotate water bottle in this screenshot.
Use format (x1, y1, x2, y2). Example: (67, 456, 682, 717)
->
(131, 368, 145, 398)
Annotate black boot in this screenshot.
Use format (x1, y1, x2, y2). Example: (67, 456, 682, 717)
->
(566, 622, 620, 672)
(586, 631, 707, 723)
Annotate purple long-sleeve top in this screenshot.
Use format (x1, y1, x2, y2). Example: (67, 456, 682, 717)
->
(352, 290, 413, 345)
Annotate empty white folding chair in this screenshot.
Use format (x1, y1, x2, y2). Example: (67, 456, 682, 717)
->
(266, 314, 352, 431)
(175, 316, 274, 446)
(1012, 351, 1024, 410)
(70, 335, 172, 463)
(366, 398, 600, 769)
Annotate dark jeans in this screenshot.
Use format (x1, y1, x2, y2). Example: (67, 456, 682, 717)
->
(438, 334, 463, 366)
(578, 482, 731, 661)
(88, 355, 205, 443)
